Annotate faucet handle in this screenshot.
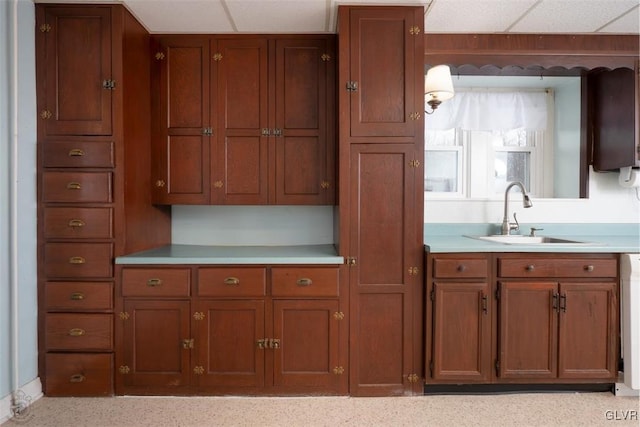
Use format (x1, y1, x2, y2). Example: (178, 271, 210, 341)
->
(511, 212, 520, 232)
(530, 227, 544, 237)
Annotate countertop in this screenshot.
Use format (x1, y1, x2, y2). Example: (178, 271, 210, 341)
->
(115, 244, 344, 265)
(425, 223, 640, 253)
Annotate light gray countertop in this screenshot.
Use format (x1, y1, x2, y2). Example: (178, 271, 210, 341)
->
(116, 244, 344, 265)
(425, 223, 640, 253)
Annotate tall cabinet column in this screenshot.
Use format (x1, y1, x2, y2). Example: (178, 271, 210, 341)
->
(337, 5, 425, 396)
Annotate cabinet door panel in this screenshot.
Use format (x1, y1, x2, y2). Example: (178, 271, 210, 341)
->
(41, 7, 112, 136)
(216, 136, 268, 204)
(272, 299, 339, 389)
(498, 281, 558, 379)
(195, 300, 265, 388)
(348, 8, 418, 138)
(276, 136, 324, 204)
(122, 300, 191, 388)
(431, 281, 491, 382)
(558, 282, 617, 379)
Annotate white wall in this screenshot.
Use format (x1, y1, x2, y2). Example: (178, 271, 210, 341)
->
(0, 0, 39, 415)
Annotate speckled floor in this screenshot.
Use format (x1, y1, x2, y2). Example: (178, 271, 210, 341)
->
(3, 392, 639, 427)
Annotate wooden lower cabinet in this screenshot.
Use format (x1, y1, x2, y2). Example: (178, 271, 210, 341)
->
(426, 252, 619, 386)
(117, 265, 345, 395)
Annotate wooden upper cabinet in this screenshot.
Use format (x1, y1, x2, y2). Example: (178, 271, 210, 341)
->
(343, 7, 422, 140)
(589, 66, 639, 171)
(151, 36, 211, 204)
(38, 6, 113, 136)
(152, 35, 335, 205)
(273, 38, 335, 205)
(212, 38, 269, 205)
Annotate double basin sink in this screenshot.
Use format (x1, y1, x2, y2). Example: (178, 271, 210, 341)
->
(466, 234, 593, 245)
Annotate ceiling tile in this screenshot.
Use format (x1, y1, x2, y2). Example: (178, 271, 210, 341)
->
(226, 0, 329, 33)
(510, 0, 639, 33)
(125, 0, 234, 33)
(424, 0, 540, 33)
(598, 5, 640, 33)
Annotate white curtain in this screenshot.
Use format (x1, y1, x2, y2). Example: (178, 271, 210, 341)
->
(425, 91, 548, 131)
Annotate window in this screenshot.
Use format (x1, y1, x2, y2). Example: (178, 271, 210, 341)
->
(425, 88, 552, 198)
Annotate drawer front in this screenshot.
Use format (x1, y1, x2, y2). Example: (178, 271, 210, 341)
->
(271, 267, 339, 297)
(44, 243, 113, 278)
(198, 267, 266, 297)
(46, 313, 113, 350)
(498, 258, 617, 278)
(45, 353, 113, 396)
(42, 141, 114, 168)
(433, 258, 488, 279)
(44, 207, 113, 239)
(45, 281, 113, 311)
(122, 268, 191, 297)
(42, 171, 112, 203)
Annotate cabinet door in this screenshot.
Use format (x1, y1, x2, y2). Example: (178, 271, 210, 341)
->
(194, 300, 265, 389)
(348, 144, 422, 395)
(498, 281, 558, 380)
(39, 6, 112, 136)
(212, 39, 269, 204)
(121, 300, 191, 388)
(344, 7, 421, 139)
(152, 36, 211, 204)
(272, 299, 340, 390)
(431, 281, 492, 382)
(589, 67, 638, 170)
(273, 38, 335, 204)
(557, 282, 617, 379)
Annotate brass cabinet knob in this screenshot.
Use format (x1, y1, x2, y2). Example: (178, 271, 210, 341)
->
(456, 265, 466, 273)
(584, 265, 594, 272)
(525, 264, 535, 272)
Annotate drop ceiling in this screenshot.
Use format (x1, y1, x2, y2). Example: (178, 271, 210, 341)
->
(35, 0, 640, 34)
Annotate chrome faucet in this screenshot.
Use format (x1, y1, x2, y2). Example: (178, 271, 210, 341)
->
(501, 181, 533, 235)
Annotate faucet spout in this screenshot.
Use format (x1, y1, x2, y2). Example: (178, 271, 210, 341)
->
(501, 181, 533, 235)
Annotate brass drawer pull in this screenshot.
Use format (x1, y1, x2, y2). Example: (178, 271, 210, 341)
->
(296, 278, 313, 287)
(224, 277, 240, 286)
(66, 182, 82, 190)
(68, 328, 85, 336)
(147, 278, 163, 287)
(69, 256, 86, 264)
(69, 374, 86, 383)
(584, 265, 594, 272)
(68, 219, 85, 228)
(68, 148, 85, 157)
(70, 292, 85, 300)
(525, 265, 535, 272)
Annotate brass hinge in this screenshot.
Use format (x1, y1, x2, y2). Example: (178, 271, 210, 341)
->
(320, 181, 330, 189)
(182, 338, 194, 349)
(333, 311, 345, 320)
(102, 79, 116, 90)
(321, 53, 331, 62)
(409, 26, 421, 35)
(213, 180, 224, 189)
(119, 365, 130, 374)
(213, 53, 223, 61)
(39, 24, 51, 33)
(155, 52, 165, 60)
(119, 312, 130, 320)
(345, 257, 357, 266)
(193, 366, 205, 375)
(202, 127, 213, 136)
(409, 112, 421, 120)
(193, 312, 205, 321)
(407, 373, 420, 383)
(408, 266, 419, 276)
(409, 159, 421, 168)
(346, 81, 358, 92)
(155, 179, 166, 188)
(333, 366, 345, 375)
(257, 338, 280, 349)
(40, 110, 52, 120)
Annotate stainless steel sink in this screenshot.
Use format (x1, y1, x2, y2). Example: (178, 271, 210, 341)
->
(466, 235, 592, 245)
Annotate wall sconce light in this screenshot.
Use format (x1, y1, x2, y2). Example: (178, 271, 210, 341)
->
(425, 65, 454, 114)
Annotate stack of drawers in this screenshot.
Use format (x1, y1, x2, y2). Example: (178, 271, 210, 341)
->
(41, 140, 115, 395)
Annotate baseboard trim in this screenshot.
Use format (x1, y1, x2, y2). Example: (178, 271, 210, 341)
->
(0, 377, 43, 424)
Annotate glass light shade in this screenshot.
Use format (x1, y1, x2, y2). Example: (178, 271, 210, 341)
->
(425, 65, 454, 102)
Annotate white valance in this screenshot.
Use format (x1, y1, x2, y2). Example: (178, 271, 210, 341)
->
(425, 91, 548, 131)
